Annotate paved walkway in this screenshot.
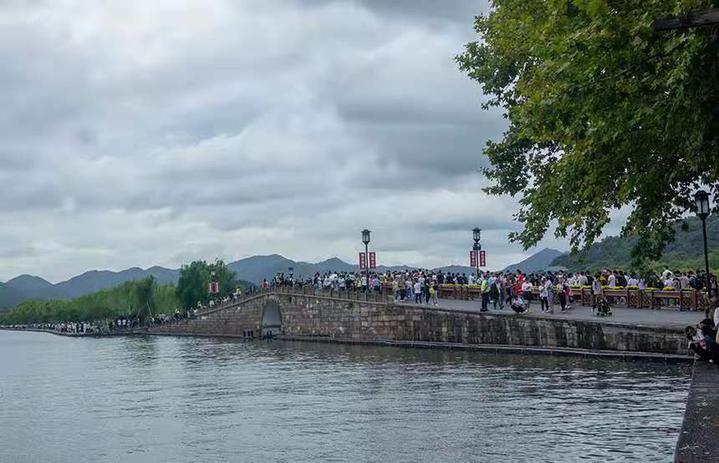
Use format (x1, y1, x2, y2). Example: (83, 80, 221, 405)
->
(400, 298, 706, 329)
(675, 362, 719, 461)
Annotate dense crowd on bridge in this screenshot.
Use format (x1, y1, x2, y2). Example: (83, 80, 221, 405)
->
(260, 267, 717, 314)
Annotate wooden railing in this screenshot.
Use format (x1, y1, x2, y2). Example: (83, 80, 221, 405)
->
(430, 284, 710, 311)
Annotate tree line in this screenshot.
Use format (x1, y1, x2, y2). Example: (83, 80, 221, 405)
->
(1, 259, 243, 324)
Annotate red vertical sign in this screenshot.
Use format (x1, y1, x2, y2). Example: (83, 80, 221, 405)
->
(359, 252, 367, 269)
(470, 250, 478, 267)
(479, 250, 486, 267)
(369, 252, 376, 269)
(208, 282, 220, 294)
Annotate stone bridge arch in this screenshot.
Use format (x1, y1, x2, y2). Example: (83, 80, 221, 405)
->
(260, 299, 282, 338)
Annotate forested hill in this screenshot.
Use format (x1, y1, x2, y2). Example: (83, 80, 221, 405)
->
(551, 215, 719, 272)
(0, 280, 179, 324)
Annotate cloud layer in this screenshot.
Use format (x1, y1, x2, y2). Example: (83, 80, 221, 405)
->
(0, 0, 567, 282)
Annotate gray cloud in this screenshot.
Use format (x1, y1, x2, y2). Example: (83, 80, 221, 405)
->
(0, 0, 569, 282)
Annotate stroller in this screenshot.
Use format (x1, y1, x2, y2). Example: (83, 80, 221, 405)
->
(510, 296, 528, 314)
(594, 296, 612, 317)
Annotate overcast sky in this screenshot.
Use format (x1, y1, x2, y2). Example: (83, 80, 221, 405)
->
(0, 0, 575, 283)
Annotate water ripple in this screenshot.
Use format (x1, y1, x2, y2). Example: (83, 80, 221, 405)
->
(0, 331, 689, 462)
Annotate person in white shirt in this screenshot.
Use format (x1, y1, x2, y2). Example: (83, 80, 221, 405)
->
(578, 272, 588, 286)
(679, 273, 690, 289)
(413, 281, 422, 304)
(627, 275, 639, 286)
(607, 273, 616, 287)
(521, 281, 533, 306)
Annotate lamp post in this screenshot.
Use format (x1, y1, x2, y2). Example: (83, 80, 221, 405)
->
(362, 229, 371, 292)
(473, 227, 482, 279)
(210, 270, 218, 296)
(694, 190, 712, 313)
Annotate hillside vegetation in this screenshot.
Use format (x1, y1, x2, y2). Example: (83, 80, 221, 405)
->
(552, 216, 719, 273)
(0, 279, 178, 324)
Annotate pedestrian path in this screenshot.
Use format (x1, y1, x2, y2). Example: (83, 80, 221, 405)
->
(424, 298, 704, 329)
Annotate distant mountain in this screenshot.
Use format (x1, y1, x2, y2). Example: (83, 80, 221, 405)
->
(0, 267, 182, 309)
(0, 250, 560, 310)
(0, 283, 25, 313)
(54, 267, 181, 299)
(5, 275, 57, 300)
(228, 254, 355, 284)
(434, 265, 477, 275)
(502, 248, 566, 273)
(551, 215, 719, 272)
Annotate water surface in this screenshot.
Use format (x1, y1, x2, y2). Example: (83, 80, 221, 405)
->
(0, 331, 689, 462)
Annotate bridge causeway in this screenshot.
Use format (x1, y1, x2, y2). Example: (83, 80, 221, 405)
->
(200, 286, 703, 330)
(148, 287, 692, 360)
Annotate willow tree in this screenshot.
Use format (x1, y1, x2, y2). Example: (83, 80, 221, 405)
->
(457, 0, 719, 265)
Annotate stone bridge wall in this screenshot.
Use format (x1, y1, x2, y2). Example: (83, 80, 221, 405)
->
(147, 291, 687, 355)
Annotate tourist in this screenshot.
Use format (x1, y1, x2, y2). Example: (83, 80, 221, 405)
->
(591, 273, 603, 310)
(413, 280, 422, 304)
(539, 277, 550, 313)
(480, 275, 490, 312)
(627, 274, 639, 287)
(557, 278, 568, 312)
(686, 324, 719, 363)
(504, 279, 515, 308)
(607, 271, 616, 288)
(521, 279, 533, 306)
(489, 274, 500, 310)
(430, 283, 439, 306)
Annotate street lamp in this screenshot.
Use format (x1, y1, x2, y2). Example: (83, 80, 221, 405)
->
(694, 190, 712, 310)
(209, 270, 218, 295)
(362, 229, 371, 292)
(473, 228, 482, 279)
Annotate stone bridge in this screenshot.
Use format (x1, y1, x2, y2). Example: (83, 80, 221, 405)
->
(146, 288, 689, 358)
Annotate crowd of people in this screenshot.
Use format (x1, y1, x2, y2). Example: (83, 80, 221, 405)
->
(259, 266, 717, 315)
(1, 321, 106, 335)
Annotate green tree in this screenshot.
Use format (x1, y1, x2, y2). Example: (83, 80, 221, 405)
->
(208, 259, 237, 299)
(176, 261, 210, 310)
(175, 259, 237, 309)
(0, 280, 179, 325)
(457, 0, 719, 266)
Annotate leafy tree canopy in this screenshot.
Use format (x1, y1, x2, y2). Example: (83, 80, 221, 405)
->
(175, 260, 237, 309)
(457, 0, 719, 267)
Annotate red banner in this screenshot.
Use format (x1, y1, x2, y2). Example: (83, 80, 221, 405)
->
(208, 281, 220, 294)
(470, 250, 478, 267)
(369, 252, 376, 269)
(359, 252, 367, 269)
(479, 250, 486, 267)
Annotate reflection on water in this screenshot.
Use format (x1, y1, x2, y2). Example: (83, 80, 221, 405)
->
(0, 331, 690, 462)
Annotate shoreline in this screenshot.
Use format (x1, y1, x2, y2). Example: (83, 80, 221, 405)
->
(1, 327, 693, 363)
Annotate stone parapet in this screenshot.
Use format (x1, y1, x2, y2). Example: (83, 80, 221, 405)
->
(146, 291, 689, 356)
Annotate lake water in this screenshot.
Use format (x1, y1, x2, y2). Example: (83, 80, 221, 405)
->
(0, 330, 690, 462)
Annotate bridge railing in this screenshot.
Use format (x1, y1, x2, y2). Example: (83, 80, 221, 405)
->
(190, 286, 391, 319)
(431, 284, 709, 311)
(269, 285, 391, 303)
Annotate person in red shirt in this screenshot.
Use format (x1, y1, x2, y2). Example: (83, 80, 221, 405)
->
(514, 270, 525, 297)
